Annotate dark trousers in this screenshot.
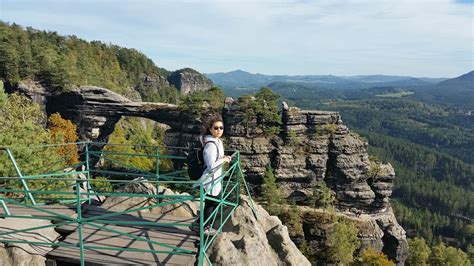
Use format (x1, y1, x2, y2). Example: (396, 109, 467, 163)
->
(196, 194, 220, 228)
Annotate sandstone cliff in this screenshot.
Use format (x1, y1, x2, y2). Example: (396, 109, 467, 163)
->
(222, 99, 408, 264)
(6, 85, 408, 264)
(101, 181, 310, 265)
(168, 68, 214, 95)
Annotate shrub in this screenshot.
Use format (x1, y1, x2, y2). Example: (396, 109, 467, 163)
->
(48, 113, 80, 165)
(326, 219, 360, 264)
(261, 164, 282, 215)
(356, 248, 394, 266)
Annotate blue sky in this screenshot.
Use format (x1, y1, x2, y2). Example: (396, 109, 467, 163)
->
(1, 0, 473, 78)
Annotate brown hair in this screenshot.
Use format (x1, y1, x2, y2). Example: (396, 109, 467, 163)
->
(200, 113, 224, 137)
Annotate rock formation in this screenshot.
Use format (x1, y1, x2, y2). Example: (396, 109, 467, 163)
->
(7, 85, 408, 264)
(223, 99, 408, 264)
(45, 86, 184, 142)
(168, 68, 214, 95)
(0, 218, 60, 266)
(209, 196, 311, 266)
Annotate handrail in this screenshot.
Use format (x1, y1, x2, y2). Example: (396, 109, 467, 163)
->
(1, 148, 36, 205)
(0, 142, 256, 266)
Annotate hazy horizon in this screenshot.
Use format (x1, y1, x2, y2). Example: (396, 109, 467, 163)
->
(1, 0, 472, 78)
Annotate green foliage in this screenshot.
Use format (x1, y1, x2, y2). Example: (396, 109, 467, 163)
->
(179, 86, 225, 112)
(0, 80, 6, 107)
(316, 99, 474, 164)
(407, 237, 431, 266)
(0, 93, 61, 177)
(0, 22, 176, 102)
(280, 204, 303, 237)
(104, 117, 173, 174)
(261, 164, 282, 215)
(47, 113, 79, 165)
(237, 94, 257, 131)
(375, 90, 414, 98)
(237, 87, 281, 136)
(0, 93, 70, 203)
(299, 98, 473, 248)
(377, 131, 473, 246)
(429, 242, 471, 266)
(307, 180, 335, 209)
(355, 248, 394, 266)
(286, 130, 298, 144)
(323, 123, 337, 134)
(91, 176, 114, 193)
(254, 87, 281, 123)
(135, 76, 178, 103)
(368, 159, 382, 180)
(467, 244, 474, 264)
(298, 240, 317, 265)
(326, 219, 360, 264)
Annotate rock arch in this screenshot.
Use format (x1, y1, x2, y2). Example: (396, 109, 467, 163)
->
(46, 87, 202, 145)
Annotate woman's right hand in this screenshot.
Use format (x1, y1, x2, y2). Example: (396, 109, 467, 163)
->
(223, 155, 232, 163)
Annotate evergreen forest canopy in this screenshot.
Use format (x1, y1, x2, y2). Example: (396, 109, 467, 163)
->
(1, 21, 473, 264)
(208, 70, 474, 259)
(0, 21, 179, 102)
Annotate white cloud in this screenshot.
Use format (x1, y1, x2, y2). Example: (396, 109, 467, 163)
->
(1, 0, 472, 77)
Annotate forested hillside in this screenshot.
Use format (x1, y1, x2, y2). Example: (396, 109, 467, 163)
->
(2, 20, 472, 262)
(209, 70, 473, 254)
(0, 22, 177, 102)
(291, 98, 473, 251)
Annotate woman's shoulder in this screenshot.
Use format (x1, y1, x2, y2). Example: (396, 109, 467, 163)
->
(203, 135, 223, 149)
(203, 135, 218, 143)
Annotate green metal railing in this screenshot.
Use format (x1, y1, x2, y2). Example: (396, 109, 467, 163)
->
(0, 142, 257, 266)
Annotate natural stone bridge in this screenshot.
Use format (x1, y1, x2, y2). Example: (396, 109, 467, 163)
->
(47, 87, 197, 143)
(14, 85, 408, 264)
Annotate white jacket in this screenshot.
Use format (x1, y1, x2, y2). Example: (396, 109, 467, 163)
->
(194, 135, 225, 196)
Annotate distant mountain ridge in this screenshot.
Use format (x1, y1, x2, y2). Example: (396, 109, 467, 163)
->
(438, 70, 474, 87)
(207, 70, 473, 108)
(206, 70, 448, 90)
(413, 70, 474, 107)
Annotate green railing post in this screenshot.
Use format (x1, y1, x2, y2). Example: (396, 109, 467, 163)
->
(198, 184, 205, 266)
(76, 179, 85, 266)
(4, 148, 36, 205)
(155, 145, 160, 189)
(85, 143, 91, 204)
(0, 143, 256, 266)
(0, 200, 10, 216)
(236, 151, 240, 206)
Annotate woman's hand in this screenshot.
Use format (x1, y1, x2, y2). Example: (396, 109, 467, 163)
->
(223, 155, 232, 163)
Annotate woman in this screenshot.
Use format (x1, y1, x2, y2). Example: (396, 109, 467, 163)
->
(194, 113, 231, 235)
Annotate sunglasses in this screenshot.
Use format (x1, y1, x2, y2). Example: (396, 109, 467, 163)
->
(212, 126, 224, 130)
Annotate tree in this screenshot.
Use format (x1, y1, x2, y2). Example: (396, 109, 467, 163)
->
(429, 242, 470, 266)
(307, 180, 335, 209)
(298, 240, 317, 265)
(104, 120, 137, 169)
(236, 87, 282, 137)
(443, 246, 470, 266)
(179, 86, 225, 113)
(206, 86, 225, 110)
(326, 219, 360, 264)
(0, 93, 63, 195)
(356, 248, 394, 266)
(467, 244, 474, 265)
(104, 117, 172, 173)
(261, 164, 281, 215)
(282, 204, 303, 237)
(0, 38, 21, 84)
(0, 22, 170, 97)
(407, 237, 431, 266)
(0, 81, 6, 107)
(48, 113, 79, 165)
